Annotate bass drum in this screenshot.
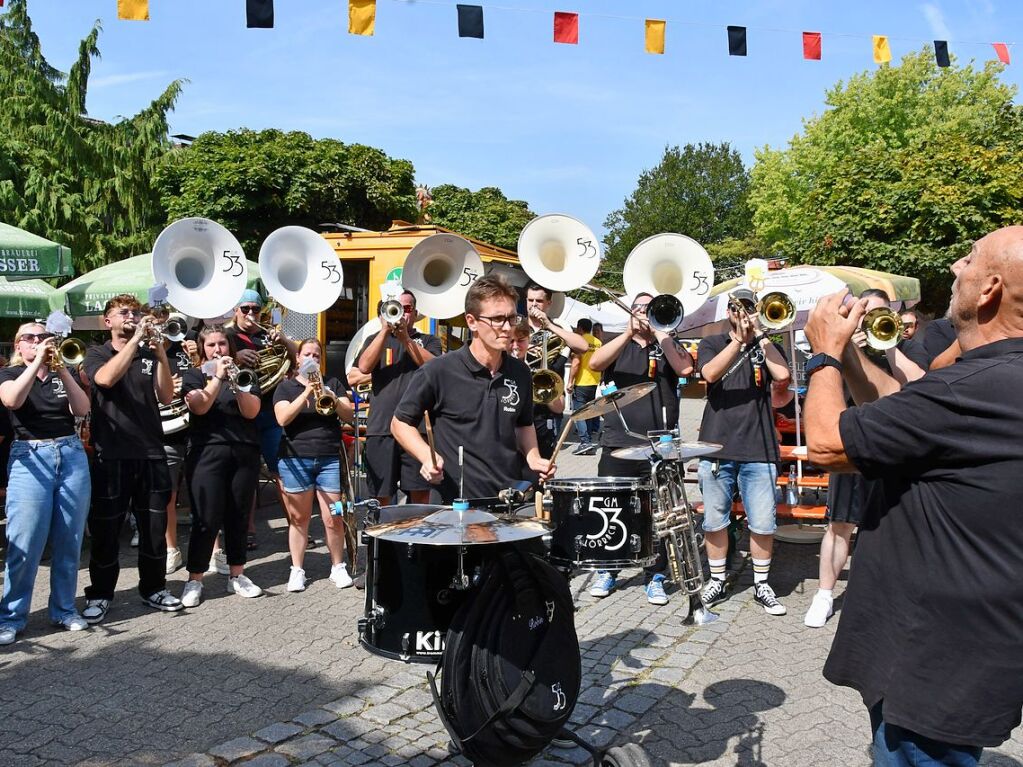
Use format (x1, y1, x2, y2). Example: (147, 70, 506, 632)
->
(359, 505, 488, 663)
(546, 477, 656, 571)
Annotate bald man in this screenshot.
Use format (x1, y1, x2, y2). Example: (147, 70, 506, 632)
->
(803, 226, 1023, 765)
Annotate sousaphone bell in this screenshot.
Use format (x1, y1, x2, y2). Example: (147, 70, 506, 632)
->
(402, 233, 484, 319)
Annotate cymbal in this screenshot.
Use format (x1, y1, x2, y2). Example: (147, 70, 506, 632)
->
(610, 439, 724, 462)
(572, 382, 657, 421)
(365, 506, 549, 546)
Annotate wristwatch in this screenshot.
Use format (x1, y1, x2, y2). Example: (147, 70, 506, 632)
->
(804, 352, 843, 378)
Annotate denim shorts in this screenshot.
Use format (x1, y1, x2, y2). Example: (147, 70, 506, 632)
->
(278, 455, 342, 494)
(698, 460, 778, 535)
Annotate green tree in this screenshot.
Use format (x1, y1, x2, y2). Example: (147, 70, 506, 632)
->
(0, 0, 183, 274)
(424, 184, 534, 251)
(601, 143, 753, 291)
(750, 49, 1023, 311)
(157, 129, 417, 256)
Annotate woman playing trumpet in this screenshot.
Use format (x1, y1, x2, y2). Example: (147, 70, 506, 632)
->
(179, 327, 263, 606)
(0, 323, 91, 644)
(274, 338, 355, 592)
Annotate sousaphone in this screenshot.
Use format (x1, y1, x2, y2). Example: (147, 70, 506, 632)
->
(517, 214, 601, 292)
(623, 233, 715, 317)
(152, 218, 248, 318)
(402, 234, 484, 319)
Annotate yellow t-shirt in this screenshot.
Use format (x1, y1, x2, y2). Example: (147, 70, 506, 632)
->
(574, 333, 602, 386)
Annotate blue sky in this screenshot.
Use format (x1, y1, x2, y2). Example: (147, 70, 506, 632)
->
(15, 0, 1023, 238)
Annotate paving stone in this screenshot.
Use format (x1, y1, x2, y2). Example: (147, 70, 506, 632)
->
(323, 698, 366, 717)
(208, 736, 265, 762)
(362, 702, 413, 725)
(161, 755, 217, 767)
(254, 721, 305, 744)
(241, 755, 291, 767)
(294, 709, 338, 727)
(276, 734, 338, 759)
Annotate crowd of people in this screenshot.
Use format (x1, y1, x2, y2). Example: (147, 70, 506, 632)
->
(2, 224, 1022, 764)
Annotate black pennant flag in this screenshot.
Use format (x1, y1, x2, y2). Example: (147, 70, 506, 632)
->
(247, 0, 274, 29)
(457, 5, 484, 39)
(727, 25, 747, 57)
(934, 40, 950, 67)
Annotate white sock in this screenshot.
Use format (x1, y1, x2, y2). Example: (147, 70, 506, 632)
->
(817, 588, 833, 600)
(752, 557, 771, 584)
(708, 558, 727, 581)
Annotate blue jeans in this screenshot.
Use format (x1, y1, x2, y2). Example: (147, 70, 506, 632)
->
(698, 460, 778, 535)
(0, 436, 91, 629)
(870, 703, 982, 766)
(255, 407, 283, 475)
(572, 386, 599, 442)
(278, 455, 342, 493)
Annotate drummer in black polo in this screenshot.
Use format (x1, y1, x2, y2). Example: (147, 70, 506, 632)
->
(586, 292, 694, 606)
(392, 275, 555, 504)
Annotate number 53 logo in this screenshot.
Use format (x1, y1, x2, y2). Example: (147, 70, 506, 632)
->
(586, 497, 627, 551)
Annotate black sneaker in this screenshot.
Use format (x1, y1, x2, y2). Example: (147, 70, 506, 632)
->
(753, 582, 787, 616)
(700, 577, 728, 606)
(141, 590, 184, 613)
(570, 441, 591, 455)
(579, 443, 599, 456)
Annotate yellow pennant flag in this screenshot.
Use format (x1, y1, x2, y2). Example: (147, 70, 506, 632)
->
(118, 0, 149, 21)
(645, 20, 666, 55)
(873, 35, 892, 64)
(349, 0, 376, 36)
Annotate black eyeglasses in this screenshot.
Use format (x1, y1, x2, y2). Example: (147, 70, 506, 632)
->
(113, 309, 142, 318)
(474, 314, 522, 329)
(19, 333, 53, 343)
(238, 305, 261, 315)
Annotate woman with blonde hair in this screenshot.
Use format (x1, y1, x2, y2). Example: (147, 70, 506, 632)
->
(0, 322, 91, 645)
(274, 338, 354, 592)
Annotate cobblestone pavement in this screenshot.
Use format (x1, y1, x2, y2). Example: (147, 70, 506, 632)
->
(2, 405, 1022, 766)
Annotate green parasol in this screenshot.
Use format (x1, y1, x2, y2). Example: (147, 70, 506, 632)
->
(0, 277, 68, 319)
(0, 223, 74, 279)
(60, 253, 261, 317)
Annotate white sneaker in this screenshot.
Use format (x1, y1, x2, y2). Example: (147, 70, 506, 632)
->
(166, 547, 183, 574)
(207, 550, 229, 575)
(227, 574, 263, 598)
(181, 581, 203, 608)
(287, 567, 307, 592)
(130, 530, 140, 547)
(330, 563, 353, 589)
(0, 626, 15, 645)
(52, 614, 89, 631)
(803, 591, 834, 628)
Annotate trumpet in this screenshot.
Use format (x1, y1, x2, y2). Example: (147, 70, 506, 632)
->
(162, 312, 189, 343)
(224, 362, 257, 393)
(301, 359, 337, 416)
(862, 307, 903, 350)
(43, 311, 85, 371)
(757, 291, 796, 331)
(381, 299, 405, 327)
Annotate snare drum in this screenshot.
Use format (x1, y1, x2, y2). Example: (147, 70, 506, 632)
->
(547, 477, 656, 570)
(359, 505, 487, 663)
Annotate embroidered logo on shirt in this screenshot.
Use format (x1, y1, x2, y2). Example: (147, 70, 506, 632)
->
(501, 378, 520, 408)
(51, 377, 67, 398)
(141, 359, 154, 376)
(175, 351, 192, 369)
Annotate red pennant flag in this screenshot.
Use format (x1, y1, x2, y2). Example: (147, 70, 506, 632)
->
(554, 12, 578, 45)
(992, 43, 1011, 65)
(802, 32, 821, 61)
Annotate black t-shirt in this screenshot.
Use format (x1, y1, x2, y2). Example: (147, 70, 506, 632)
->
(826, 337, 1023, 747)
(273, 377, 343, 457)
(394, 345, 534, 503)
(919, 317, 957, 368)
(163, 340, 196, 447)
(358, 329, 443, 436)
(0, 367, 77, 440)
(598, 338, 681, 449)
(83, 341, 165, 460)
(181, 368, 261, 448)
(697, 334, 784, 463)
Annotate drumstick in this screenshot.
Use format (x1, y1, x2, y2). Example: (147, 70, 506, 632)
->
(423, 410, 437, 469)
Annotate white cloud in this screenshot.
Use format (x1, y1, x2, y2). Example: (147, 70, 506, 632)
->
(921, 3, 952, 41)
(90, 71, 170, 89)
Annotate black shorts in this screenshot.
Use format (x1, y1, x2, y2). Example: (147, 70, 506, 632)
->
(364, 434, 431, 498)
(826, 472, 866, 525)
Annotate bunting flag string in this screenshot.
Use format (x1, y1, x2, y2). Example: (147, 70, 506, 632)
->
(247, 0, 274, 29)
(645, 19, 665, 56)
(98, 0, 1015, 66)
(117, 0, 148, 21)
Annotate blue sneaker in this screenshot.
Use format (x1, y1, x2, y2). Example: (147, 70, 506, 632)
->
(589, 571, 615, 598)
(645, 574, 669, 606)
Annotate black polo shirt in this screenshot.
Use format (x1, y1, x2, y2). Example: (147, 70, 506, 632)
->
(273, 376, 343, 457)
(826, 337, 1023, 747)
(0, 367, 77, 440)
(181, 368, 261, 448)
(696, 334, 784, 463)
(393, 344, 533, 503)
(83, 341, 165, 460)
(357, 329, 443, 437)
(598, 338, 681, 449)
